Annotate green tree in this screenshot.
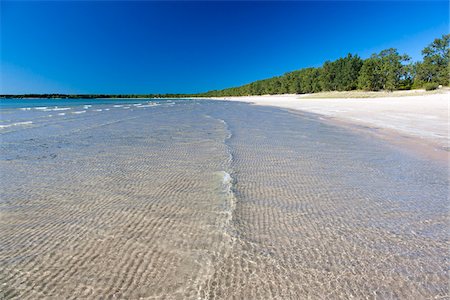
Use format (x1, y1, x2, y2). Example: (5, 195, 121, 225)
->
(320, 54, 363, 91)
(358, 48, 410, 91)
(297, 68, 322, 93)
(320, 61, 337, 91)
(379, 48, 411, 91)
(358, 56, 382, 91)
(415, 34, 450, 86)
(335, 54, 363, 91)
(284, 71, 302, 94)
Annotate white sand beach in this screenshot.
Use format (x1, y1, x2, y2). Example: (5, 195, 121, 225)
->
(210, 90, 449, 159)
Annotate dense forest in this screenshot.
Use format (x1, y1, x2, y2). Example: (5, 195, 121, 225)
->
(1, 35, 448, 99)
(199, 34, 449, 97)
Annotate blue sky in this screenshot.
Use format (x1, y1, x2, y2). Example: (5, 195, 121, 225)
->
(1, 1, 448, 94)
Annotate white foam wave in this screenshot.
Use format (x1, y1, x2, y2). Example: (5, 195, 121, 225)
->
(72, 111, 86, 114)
(219, 170, 237, 231)
(138, 103, 159, 108)
(94, 109, 103, 112)
(222, 171, 232, 186)
(50, 107, 71, 111)
(19, 107, 32, 111)
(220, 171, 235, 199)
(113, 105, 123, 108)
(34, 107, 48, 110)
(83, 105, 92, 109)
(58, 113, 66, 116)
(0, 121, 33, 129)
(41, 107, 72, 112)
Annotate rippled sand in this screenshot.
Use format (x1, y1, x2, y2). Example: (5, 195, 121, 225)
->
(209, 92, 450, 152)
(0, 100, 448, 299)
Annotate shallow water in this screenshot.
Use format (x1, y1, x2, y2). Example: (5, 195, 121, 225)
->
(0, 99, 448, 299)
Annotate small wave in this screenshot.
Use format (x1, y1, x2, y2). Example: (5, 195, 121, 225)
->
(72, 111, 86, 114)
(58, 113, 66, 116)
(217, 118, 233, 141)
(41, 107, 72, 112)
(83, 105, 92, 109)
(138, 103, 159, 108)
(50, 107, 71, 111)
(34, 107, 48, 110)
(0, 121, 33, 129)
(222, 171, 233, 187)
(123, 107, 130, 109)
(19, 107, 32, 111)
(218, 170, 237, 236)
(104, 108, 110, 111)
(113, 105, 124, 108)
(220, 171, 236, 205)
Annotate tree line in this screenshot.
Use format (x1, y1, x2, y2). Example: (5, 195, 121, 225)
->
(1, 34, 448, 99)
(199, 34, 449, 97)
(0, 93, 194, 99)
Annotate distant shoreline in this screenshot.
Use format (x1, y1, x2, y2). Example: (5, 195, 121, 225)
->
(1, 88, 448, 100)
(0, 96, 182, 100)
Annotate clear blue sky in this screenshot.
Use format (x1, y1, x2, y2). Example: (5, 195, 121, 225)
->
(1, 1, 448, 94)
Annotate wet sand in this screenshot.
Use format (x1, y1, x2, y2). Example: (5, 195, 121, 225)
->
(209, 91, 449, 156)
(0, 100, 448, 299)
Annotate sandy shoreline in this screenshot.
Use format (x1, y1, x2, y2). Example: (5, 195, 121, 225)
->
(207, 91, 449, 161)
(2, 98, 448, 298)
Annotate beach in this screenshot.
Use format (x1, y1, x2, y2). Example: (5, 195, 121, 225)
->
(2, 0, 449, 298)
(0, 98, 448, 299)
(209, 90, 449, 161)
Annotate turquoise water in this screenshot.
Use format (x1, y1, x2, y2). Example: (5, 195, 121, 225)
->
(0, 98, 181, 130)
(0, 98, 176, 109)
(0, 98, 448, 299)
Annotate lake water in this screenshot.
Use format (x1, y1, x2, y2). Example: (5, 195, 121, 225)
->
(0, 98, 448, 299)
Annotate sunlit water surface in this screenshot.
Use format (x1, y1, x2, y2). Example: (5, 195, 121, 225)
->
(0, 98, 448, 299)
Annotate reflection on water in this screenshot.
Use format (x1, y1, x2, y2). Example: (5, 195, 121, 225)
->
(0, 99, 448, 299)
